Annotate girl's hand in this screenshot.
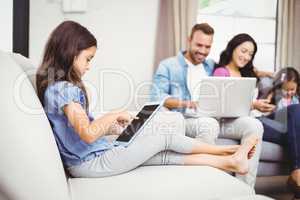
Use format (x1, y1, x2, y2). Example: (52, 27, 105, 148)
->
(116, 111, 135, 128)
(107, 121, 124, 135)
(106, 111, 133, 135)
(106, 110, 140, 135)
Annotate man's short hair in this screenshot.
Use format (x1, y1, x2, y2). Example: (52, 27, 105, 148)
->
(190, 23, 214, 38)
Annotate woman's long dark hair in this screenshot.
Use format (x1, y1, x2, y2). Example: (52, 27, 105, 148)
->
(36, 20, 97, 111)
(268, 67, 300, 104)
(214, 33, 258, 78)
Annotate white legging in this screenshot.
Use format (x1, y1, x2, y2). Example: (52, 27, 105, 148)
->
(68, 111, 201, 178)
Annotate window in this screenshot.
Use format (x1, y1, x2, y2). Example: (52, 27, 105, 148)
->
(197, 0, 277, 72)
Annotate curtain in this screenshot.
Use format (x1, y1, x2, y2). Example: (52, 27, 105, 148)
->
(293, 0, 300, 72)
(173, 0, 198, 52)
(275, 0, 295, 70)
(153, 0, 198, 71)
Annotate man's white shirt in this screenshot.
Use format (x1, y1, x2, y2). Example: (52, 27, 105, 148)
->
(185, 58, 208, 101)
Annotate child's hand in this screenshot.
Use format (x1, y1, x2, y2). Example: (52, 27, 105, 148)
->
(106, 111, 136, 135)
(253, 99, 276, 113)
(107, 121, 124, 135)
(116, 111, 138, 128)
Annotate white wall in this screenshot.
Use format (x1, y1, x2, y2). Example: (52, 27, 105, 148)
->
(0, 0, 13, 52)
(30, 0, 159, 113)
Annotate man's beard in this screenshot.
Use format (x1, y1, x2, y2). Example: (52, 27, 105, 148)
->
(191, 50, 205, 65)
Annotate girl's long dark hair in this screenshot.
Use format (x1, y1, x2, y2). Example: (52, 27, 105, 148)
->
(214, 33, 258, 78)
(268, 67, 300, 104)
(36, 21, 97, 111)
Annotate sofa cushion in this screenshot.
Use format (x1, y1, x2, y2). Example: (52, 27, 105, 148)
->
(0, 52, 70, 200)
(259, 141, 287, 163)
(257, 162, 289, 176)
(10, 53, 38, 91)
(257, 77, 273, 99)
(68, 166, 254, 200)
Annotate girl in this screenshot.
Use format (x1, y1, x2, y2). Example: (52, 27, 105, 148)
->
(265, 67, 300, 111)
(213, 33, 300, 198)
(36, 21, 258, 178)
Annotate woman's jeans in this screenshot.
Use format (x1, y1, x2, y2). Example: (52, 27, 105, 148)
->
(259, 104, 300, 170)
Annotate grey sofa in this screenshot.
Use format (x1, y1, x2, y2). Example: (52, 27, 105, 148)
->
(0, 51, 274, 200)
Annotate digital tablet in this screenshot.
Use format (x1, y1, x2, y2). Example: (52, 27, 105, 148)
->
(115, 102, 162, 147)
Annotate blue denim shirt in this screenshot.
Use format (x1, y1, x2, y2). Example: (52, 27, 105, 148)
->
(43, 81, 114, 167)
(150, 51, 215, 112)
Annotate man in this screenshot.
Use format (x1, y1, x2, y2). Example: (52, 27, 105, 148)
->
(150, 23, 263, 187)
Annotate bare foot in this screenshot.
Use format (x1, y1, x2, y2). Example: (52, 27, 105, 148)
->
(248, 145, 256, 159)
(218, 145, 240, 155)
(291, 169, 300, 186)
(244, 134, 259, 147)
(228, 134, 259, 175)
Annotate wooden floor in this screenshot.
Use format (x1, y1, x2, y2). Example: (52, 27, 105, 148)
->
(255, 176, 294, 200)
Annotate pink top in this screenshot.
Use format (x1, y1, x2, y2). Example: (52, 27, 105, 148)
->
(213, 67, 230, 77)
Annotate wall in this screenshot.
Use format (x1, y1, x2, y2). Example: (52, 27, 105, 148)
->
(30, 0, 160, 113)
(0, 0, 13, 52)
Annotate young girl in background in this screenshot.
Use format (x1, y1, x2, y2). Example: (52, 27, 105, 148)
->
(213, 33, 300, 198)
(265, 67, 299, 111)
(36, 21, 258, 178)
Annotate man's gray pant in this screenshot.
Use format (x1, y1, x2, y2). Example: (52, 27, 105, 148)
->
(185, 116, 263, 188)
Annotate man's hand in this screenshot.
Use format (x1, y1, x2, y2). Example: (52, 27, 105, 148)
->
(252, 99, 276, 113)
(183, 100, 198, 109)
(164, 98, 198, 110)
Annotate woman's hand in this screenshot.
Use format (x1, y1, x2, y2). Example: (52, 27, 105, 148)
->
(252, 99, 276, 113)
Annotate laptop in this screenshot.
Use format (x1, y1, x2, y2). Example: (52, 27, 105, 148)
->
(115, 101, 163, 147)
(185, 77, 257, 118)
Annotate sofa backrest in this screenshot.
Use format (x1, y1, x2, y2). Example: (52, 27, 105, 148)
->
(10, 53, 37, 91)
(0, 51, 70, 200)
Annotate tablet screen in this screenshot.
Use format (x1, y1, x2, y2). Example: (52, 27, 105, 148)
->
(116, 104, 160, 142)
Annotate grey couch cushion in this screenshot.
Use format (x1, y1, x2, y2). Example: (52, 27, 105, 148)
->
(258, 77, 273, 99)
(69, 166, 254, 200)
(0, 52, 70, 200)
(260, 141, 287, 163)
(257, 162, 289, 176)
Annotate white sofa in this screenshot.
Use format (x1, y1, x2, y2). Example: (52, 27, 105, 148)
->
(0, 51, 273, 200)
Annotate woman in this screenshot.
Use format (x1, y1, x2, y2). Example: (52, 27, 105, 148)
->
(36, 21, 258, 178)
(213, 33, 300, 198)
